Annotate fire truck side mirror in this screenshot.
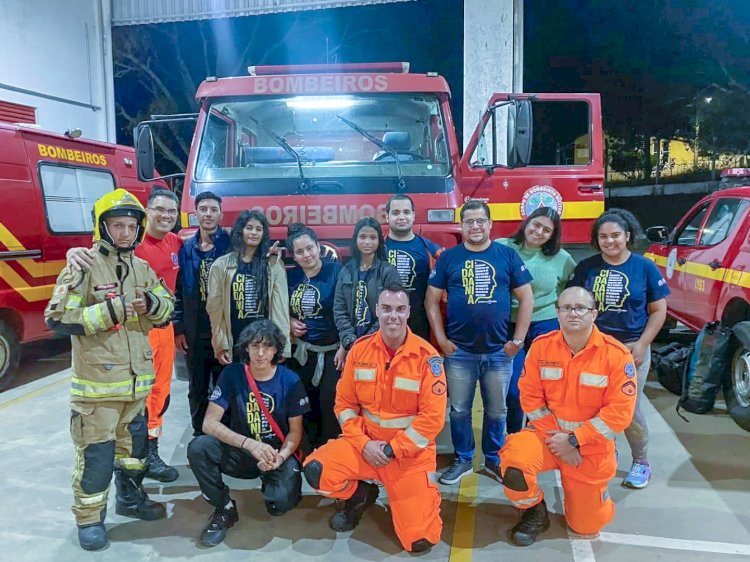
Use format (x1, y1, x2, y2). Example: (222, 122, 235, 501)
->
(135, 124, 156, 182)
(507, 100, 532, 168)
(645, 225, 671, 244)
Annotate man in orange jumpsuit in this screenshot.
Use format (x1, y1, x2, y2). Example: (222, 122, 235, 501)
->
(500, 286, 637, 546)
(303, 282, 447, 553)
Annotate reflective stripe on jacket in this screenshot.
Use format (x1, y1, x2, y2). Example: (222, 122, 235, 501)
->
(44, 242, 174, 402)
(335, 329, 447, 473)
(520, 326, 636, 455)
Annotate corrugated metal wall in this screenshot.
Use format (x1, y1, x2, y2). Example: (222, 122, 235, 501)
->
(0, 100, 36, 124)
(112, 0, 414, 26)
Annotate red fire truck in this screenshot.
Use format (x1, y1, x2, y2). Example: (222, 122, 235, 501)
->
(0, 122, 162, 390)
(135, 62, 604, 253)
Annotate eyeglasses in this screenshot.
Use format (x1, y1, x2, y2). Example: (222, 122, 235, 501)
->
(148, 207, 179, 217)
(557, 305, 595, 316)
(462, 218, 489, 227)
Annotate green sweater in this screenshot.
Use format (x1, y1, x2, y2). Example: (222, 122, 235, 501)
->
(496, 238, 577, 322)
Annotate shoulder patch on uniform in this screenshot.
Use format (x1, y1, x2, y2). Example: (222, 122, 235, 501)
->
(624, 362, 636, 378)
(427, 355, 444, 376)
(621, 381, 636, 396)
(431, 380, 446, 395)
(210, 387, 222, 401)
(53, 284, 67, 297)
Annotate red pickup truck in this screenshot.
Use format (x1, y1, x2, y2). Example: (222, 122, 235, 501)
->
(644, 168, 750, 431)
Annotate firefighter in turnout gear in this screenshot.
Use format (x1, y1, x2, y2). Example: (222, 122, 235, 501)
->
(45, 189, 174, 552)
(303, 283, 447, 553)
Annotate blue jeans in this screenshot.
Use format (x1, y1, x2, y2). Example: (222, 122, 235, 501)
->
(444, 347, 511, 464)
(507, 318, 560, 434)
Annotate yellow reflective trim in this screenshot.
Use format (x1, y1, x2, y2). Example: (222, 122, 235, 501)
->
(645, 251, 750, 289)
(354, 368, 376, 381)
(82, 307, 97, 335)
(78, 492, 107, 506)
(393, 377, 420, 392)
(93, 303, 108, 330)
(456, 201, 604, 222)
(557, 417, 584, 431)
(65, 294, 84, 310)
(527, 406, 552, 421)
(580, 373, 608, 387)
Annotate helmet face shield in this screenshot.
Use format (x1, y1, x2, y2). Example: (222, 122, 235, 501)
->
(92, 189, 147, 250)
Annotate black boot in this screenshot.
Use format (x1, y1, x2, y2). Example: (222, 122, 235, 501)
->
(510, 499, 550, 546)
(200, 499, 239, 547)
(77, 523, 109, 551)
(330, 482, 379, 532)
(145, 438, 179, 482)
(114, 467, 167, 520)
(410, 538, 434, 553)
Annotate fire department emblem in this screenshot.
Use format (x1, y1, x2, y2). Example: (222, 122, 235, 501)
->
(666, 248, 677, 280)
(520, 185, 563, 218)
(624, 362, 636, 378)
(621, 381, 636, 396)
(427, 356, 444, 376)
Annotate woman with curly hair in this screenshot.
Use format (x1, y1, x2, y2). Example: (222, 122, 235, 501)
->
(207, 210, 290, 364)
(570, 208, 669, 489)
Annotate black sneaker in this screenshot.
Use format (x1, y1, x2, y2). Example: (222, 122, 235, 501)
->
(410, 538, 434, 553)
(482, 460, 503, 483)
(510, 499, 550, 546)
(439, 458, 473, 485)
(330, 482, 379, 532)
(200, 500, 239, 547)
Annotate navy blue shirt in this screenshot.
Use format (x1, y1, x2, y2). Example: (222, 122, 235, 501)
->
(429, 243, 532, 353)
(229, 262, 264, 344)
(288, 260, 342, 346)
(385, 235, 441, 339)
(209, 363, 310, 448)
(571, 253, 670, 343)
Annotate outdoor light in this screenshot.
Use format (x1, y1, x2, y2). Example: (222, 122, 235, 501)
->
(64, 128, 83, 139)
(286, 96, 357, 110)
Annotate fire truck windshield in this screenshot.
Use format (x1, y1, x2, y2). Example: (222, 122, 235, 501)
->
(192, 93, 451, 196)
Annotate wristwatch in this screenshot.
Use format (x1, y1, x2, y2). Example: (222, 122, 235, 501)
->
(511, 339, 525, 349)
(568, 433, 580, 449)
(342, 335, 356, 351)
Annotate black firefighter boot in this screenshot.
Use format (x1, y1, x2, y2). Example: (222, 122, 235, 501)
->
(330, 481, 379, 532)
(510, 499, 551, 546)
(145, 438, 179, 482)
(114, 467, 167, 520)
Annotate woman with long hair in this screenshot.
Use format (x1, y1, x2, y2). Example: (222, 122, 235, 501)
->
(207, 210, 290, 365)
(333, 217, 400, 369)
(571, 208, 669, 489)
(286, 222, 343, 446)
(496, 206, 576, 435)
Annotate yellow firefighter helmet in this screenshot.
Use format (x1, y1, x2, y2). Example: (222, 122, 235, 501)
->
(92, 188, 147, 250)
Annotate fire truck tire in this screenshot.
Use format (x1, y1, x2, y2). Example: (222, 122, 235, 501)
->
(0, 321, 20, 391)
(725, 346, 750, 432)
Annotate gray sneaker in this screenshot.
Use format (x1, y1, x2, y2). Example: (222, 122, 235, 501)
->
(439, 458, 473, 485)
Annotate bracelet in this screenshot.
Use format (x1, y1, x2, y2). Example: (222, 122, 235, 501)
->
(240, 437, 248, 450)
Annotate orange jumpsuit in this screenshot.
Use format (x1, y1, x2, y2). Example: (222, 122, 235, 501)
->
(136, 232, 182, 438)
(500, 326, 636, 534)
(304, 329, 447, 551)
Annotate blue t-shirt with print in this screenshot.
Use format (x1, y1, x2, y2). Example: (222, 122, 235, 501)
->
(428, 243, 532, 353)
(570, 253, 670, 343)
(385, 235, 441, 339)
(209, 363, 310, 448)
(287, 260, 342, 346)
(229, 262, 264, 344)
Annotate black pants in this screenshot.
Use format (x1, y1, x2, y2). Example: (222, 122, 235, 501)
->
(288, 349, 341, 449)
(187, 435, 302, 515)
(186, 336, 223, 435)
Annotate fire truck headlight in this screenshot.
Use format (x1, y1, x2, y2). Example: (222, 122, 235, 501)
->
(427, 209, 454, 223)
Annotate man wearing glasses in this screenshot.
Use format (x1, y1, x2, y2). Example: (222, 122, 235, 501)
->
(426, 200, 533, 485)
(500, 286, 636, 546)
(66, 188, 184, 481)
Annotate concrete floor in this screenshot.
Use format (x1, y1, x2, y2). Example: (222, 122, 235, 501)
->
(0, 365, 748, 561)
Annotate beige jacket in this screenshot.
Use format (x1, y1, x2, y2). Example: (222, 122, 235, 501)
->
(206, 253, 291, 359)
(44, 242, 174, 403)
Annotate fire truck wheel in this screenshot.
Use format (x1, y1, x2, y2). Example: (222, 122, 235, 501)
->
(0, 320, 20, 391)
(725, 346, 750, 432)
